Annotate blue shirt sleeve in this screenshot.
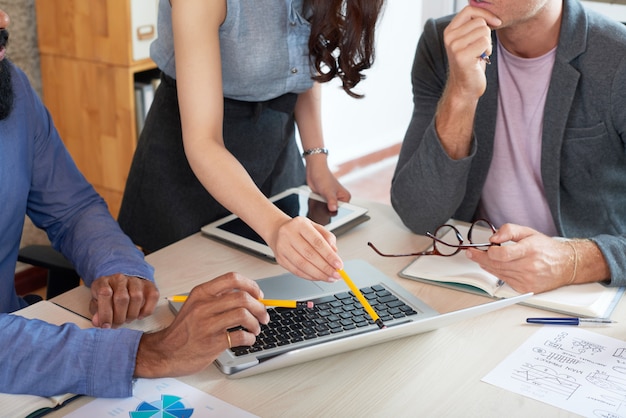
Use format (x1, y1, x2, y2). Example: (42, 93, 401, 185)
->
(0, 60, 154, 397)
(0, 314, 142, 397)
(13, 63, 155, 285)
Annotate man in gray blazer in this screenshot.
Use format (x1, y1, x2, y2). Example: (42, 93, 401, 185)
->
(391, 0, 626, 294)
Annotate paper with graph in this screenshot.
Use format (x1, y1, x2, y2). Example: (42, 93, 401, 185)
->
(483, 327, 626, 416)
(64, 378, 257, 418)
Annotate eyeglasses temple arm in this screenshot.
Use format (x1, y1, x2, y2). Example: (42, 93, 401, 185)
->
(429, 235, 499, 249)
(367, 242, 436, 257)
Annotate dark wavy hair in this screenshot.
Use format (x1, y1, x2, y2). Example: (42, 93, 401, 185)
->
(306, 0, 385, 98)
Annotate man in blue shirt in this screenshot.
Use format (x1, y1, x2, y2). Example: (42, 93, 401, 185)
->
(0, 9, 269, 398)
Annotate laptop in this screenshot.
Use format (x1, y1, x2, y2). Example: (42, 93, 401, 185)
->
(168, 260, 531, 378)
(200, 186, 370, 260)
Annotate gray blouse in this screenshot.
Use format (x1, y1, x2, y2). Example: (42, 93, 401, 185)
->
(151, 0, 315, 101)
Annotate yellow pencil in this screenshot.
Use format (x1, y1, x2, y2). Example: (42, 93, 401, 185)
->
(337, 268, 386, 329)
(260, 299, 314, 309)
(167, 295, 314, 309)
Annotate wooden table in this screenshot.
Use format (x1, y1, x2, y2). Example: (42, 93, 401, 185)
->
(46, 200, 626, 417)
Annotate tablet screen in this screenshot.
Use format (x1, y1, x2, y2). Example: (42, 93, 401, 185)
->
(201, 187, 369, 259)
(216, 192, 355, 245)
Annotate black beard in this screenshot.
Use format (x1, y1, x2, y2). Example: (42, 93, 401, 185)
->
(0, 27, 14, 121)
(0, 59, 14, 120)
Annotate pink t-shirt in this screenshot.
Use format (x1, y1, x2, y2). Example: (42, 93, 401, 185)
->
(478, 41, 558, 236)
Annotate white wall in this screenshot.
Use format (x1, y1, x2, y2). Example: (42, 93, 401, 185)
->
(581, 1, 626, 21)
(321, 0, 456, 169)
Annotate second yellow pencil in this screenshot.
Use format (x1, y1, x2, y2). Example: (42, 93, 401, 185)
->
(337, 269, 386, 329)
(167, 295, 314, 309)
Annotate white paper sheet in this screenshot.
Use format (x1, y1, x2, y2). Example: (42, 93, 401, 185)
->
(64, 377, 257, 418)
(483, 327, 626, 417)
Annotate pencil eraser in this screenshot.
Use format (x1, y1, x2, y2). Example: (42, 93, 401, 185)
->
(306, 301, 314, 309)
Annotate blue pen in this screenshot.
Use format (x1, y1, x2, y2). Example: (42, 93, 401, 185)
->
(479, 51, 491, 64)
(526, 317, 616, 326)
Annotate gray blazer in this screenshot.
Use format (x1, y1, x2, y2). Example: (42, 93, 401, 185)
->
(391, 0, 626, 285)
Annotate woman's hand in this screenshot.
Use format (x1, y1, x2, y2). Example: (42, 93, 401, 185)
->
(269, 216, 343, 282)
(305, 153, 351, 212)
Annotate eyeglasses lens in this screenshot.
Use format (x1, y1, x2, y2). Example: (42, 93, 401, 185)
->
(433, 225, 460, 256)
(468, 219, 495, 250)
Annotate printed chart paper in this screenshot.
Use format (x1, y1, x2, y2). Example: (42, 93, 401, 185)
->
(483, 327, 626, 417)
(64, 377, 257, 418)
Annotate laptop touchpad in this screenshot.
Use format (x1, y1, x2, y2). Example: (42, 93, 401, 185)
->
(259, 275, 330, 300)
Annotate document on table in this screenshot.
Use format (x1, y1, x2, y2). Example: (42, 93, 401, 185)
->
(483, 327, 626, 417)
(64, 377, 257, 418)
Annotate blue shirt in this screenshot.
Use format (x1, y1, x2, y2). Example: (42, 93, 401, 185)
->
(0, 62, 154, 397)
(151, 0, 314, 101)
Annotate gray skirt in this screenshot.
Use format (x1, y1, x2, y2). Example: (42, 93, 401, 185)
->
(118, 73, 305, 252)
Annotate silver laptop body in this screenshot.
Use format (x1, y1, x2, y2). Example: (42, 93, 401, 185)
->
(168, 260, 531, 378)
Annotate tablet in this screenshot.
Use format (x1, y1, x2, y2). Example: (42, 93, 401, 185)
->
(200, 186, 369, 260)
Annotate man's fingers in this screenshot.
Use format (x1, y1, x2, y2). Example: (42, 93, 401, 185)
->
(491, 223, 538, 244)
(138, 283, 160, 319)
(200, 272, 264, 300)
(449, 6, 502, 30)
(90, 275, 160, 327)
(91, 284, 114, 328)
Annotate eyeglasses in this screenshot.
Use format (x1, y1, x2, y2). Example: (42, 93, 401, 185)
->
(368, 219, 499, 257)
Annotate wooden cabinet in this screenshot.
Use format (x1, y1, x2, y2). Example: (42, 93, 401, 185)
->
(35, 0, 158, 217)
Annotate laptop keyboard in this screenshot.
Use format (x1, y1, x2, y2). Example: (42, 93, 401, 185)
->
(230, 284, 420, 357)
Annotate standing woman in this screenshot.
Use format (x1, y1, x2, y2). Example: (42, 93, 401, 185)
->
(118, 0, 385, 282)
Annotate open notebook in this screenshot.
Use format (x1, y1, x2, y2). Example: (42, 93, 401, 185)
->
(169, 260, 531, 378)
(399, 225, 624, 318)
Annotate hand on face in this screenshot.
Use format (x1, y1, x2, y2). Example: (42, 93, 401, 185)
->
(443, 6, 502, 100)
